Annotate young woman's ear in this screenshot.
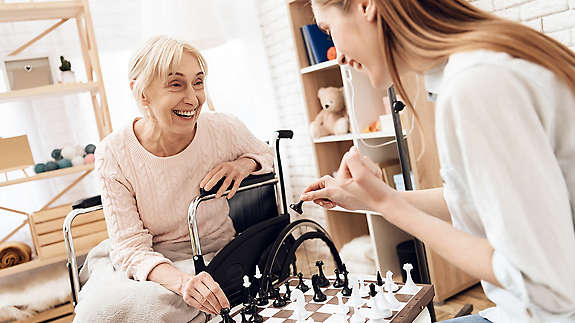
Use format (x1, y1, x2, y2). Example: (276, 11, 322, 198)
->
(357, 0, 377, 22)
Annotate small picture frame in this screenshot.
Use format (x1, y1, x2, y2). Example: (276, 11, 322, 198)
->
(1, 54, 59, 91)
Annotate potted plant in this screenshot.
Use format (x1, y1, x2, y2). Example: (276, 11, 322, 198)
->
(59, 56, 75, 83)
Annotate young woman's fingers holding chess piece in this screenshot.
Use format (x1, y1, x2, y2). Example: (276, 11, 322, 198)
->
(301, 147, 394, 212)
(200, 157, 260, 199)
(181, 271, 230, 315)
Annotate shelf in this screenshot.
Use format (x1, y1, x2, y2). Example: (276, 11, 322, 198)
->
(301, 60, 339, 74)
(313, 131, 396, 144)
(0, 82, 98, 103)
(0, 163, 94, 188)
(0, 1, 83, 23)
(313, 133, 354, 143)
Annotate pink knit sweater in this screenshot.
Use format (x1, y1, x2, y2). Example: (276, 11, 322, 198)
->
(94, 112, 274, 281)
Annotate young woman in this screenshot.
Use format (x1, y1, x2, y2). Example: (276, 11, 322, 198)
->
(300, 1, 575, 322)
(74, 36, 274, 322)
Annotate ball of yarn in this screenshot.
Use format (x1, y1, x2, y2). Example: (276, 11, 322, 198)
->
(71, 156, 84, 167)
(45, 161, 59, 171)
(85, 144, 96, 154)
(84, 153, 95, 164)
(58, 158, 72, 169)
(51, 148, 62, 161)
(34, 163, 46, 173)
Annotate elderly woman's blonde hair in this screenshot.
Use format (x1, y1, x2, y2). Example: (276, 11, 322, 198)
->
(128, 35, 214, 111)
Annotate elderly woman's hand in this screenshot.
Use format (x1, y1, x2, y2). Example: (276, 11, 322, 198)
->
(300, 147, 398, 212)
(200, 157, 259, 199)
(181, 271, 230, 315)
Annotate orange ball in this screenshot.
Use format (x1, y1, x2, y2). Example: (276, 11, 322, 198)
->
(84, 153, 95, 164)
(327, 46, 337, 61)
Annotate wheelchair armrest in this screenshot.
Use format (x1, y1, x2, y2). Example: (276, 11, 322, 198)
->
(199, 173, 275, 198)
(276, 130, 293, 139)
(72, 195, 102, 209)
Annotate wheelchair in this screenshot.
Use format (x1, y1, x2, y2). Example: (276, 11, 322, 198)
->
(63, 130, 345, 309)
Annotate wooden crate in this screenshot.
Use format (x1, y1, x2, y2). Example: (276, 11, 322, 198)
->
(29, 204, 107, 259)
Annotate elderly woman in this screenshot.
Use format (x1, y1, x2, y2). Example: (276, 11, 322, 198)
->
(73, 36, 273, 322)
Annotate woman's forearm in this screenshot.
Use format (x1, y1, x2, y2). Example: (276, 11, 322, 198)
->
(399, 187, 451, 221)
(379, 196, 500, 287)
(148, 263, 188, 295)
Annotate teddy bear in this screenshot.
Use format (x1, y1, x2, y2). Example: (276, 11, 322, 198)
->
(310, 86, 350, 138)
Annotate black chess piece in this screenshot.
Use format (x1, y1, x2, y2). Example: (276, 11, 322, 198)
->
(290, 200, 304, 214)
(315, 260, 330, 287)
(272, 287, 287, 307)
(283, 281, 292, 301)
(250, 307, 264, 323)
(333, 268, 344, 288)
(256, 289, 269, 306)
(240, 308, 249, 323)
(311, 274, 327, 302)
(341, 270, 352, 296)
(296, 272, 310, 293)
(369, 283, 377, 297)
(220, 308, 234, 323)
(376, 271, 384, 287)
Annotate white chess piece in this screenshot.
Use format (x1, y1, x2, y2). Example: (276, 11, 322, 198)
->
(350, 306, 364, 323)
(255, 265, 262, 280)
(368, 289, 393, 321)
(291, 289, 309, 322)
(384, 280, 401, 310)
(347, 277, 363, 307)
(337, 293, 349, 314)
(358, 278, 370, 297)
(243, 275, 251, 288)
(384, 271, 399, 292)
(398, 263, 420, 295)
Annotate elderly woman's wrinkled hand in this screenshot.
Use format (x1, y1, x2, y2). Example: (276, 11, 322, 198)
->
(200, 157, 258, 199)
(300, 147, 397, 212)
(181, 271, 230, 315)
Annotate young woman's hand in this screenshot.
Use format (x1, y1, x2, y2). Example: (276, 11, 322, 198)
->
(300, 147, 397, 212)
(200, 157, 258, 199)
(180, 271, 230, 315)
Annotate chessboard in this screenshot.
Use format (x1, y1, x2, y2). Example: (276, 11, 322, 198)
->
(209, 275, 434, 323)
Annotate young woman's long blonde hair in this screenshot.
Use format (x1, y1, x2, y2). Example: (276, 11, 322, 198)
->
(313, 0, 575, 112)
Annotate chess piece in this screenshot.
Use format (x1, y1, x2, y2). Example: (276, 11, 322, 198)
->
(369, 283, 377, 297)
(350, 305, 363, 323)
(359, 278, 370, 297)
(290, 200, 304, 214)
(220, 308, 234, 323)
(256, 290, 269, 306)
(337, 293, 349, 314)
(333, 268, 344, 288)
(250, 307, 264, 323)
(373, 285, 393, 315)
(283, 281, 292, 301)
(240, 308, 249, 323)
(291, 289, 309, 323)
(253, 265, 262, 294)
(384, 280, 401, 310)
(384, 271, 399, 292)
(346, 277, 363, 307)
(243, 275, 252, 306)
(369, 291, 392, 321)
(312, 274, 327, 302)
(296, 272, 310, 293)
(341, 269, 352, 296)
(272, 287, 287, 307)
(398, 263, 419, 295)
(376, 271, 384, 287)
(315, 260, 330, 287)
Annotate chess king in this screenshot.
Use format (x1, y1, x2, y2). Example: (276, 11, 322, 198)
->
(300, 1, 575, 323)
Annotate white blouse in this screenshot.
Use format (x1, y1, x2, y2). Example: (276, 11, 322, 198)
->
(429, 50, 575, 322)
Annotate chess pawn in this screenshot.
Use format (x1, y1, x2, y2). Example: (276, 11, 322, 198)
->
(384, 271, 399, 292)
(315, 260, 330, 287)
(272, 287, 287, 307)
(296, 272, 310, 293)
(220, 308, 234, 323)
(359, 278, 370, 297)
(337, 293, 349, 314)
(350, 305, 364, 323)
(291, 289, 309, 323)
(250, 309, 264, 323)
(333, 268, 344, 288)
(256, 290, 269, 306)
(283, 281, 292, 302)
(398, 263, 419, 295)
(346, 277, 363, 307)
(240, 308, 249, 323)
(384, 280, 401, 310)
(243, 275, 252, 306)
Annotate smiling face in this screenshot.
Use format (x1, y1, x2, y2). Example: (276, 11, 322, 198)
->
(312, 0, 394, 89)
(141, 52, 206, 136)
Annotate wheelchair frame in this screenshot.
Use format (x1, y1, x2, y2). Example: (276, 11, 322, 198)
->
(63, 130, 294, 307)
